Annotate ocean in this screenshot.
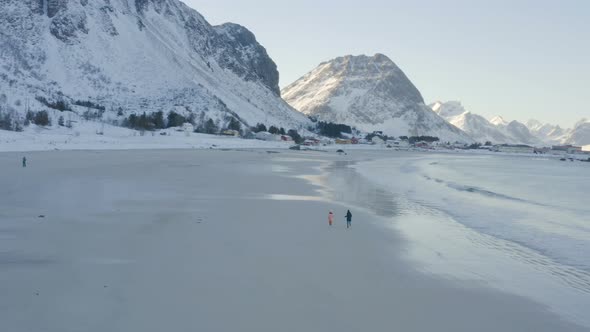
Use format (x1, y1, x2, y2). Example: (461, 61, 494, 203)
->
(350, 152, 590, 327)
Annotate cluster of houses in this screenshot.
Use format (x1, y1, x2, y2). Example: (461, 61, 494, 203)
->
(253, 131, 289, 141)
(247, 128, 589, 157)
(546, 145, 585, 155)
(333, 136, 413, 147)
(332, 132, 414, 147)
(253, 131, 328, 146)
(253, 130, 404, 147)
(490, 144, 536, 154)
(478, 143, 589, 156)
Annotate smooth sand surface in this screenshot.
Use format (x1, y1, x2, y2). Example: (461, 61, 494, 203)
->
(0, 149, 586, 331)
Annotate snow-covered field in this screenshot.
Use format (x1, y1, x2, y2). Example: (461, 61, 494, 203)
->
(0, 124, 294, 152)
(1, 149, 587, 331)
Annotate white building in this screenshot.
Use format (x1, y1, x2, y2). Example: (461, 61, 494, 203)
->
(552, 145, 583, 154)
(255, 131, 282, 141)
(182, 123, 194, 134)
(222, 129, 240, 137)
(371, 136, 385, 144)
(387, 139, 409, 148)
(493, 144, 534, 154)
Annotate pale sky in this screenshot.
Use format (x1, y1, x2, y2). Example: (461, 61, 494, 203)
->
(185, 0, 589, 128)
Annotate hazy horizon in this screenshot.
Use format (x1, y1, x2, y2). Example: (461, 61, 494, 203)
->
(186, 0, 588, 128)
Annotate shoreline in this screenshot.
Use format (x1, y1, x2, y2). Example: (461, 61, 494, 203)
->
(0, 149, 586, 331)
(348, 152, 590, 327)
(279, 150, 588, 330)
(2, 125, 589, 158)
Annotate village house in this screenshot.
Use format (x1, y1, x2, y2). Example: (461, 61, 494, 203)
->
(534, 147, 551, 154)
(551, 145, 583, 154)
(356, 138, 370, 144)
(371, 136, 385, 144)
(255, 131, 281, 141)
(388, 139, 410, 148)
(414, 141, 431, 149)
(181, 123, 194, 133)
(222, 129, 240, 137)
(303, 138, 321, 146)
(335, 138, 352, 145)
(451, 142, 468, 149)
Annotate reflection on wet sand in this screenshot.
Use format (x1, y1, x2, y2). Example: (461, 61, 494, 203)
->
(322, 160, 400, 218)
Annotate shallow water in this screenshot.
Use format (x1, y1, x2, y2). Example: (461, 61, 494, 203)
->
(352, 152, 590, 327)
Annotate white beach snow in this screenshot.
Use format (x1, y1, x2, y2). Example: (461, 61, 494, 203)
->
(0, 124, 293, 152)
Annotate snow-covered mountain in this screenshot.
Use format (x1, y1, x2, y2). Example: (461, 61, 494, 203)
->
(490, 116, 509, 127)
(525, 118, 590, 146)
(487, 115, 540, 145)
(281, 54, 472, 142)
(526, 119, 570, 144)
(503, 120, 542, 145)
(565, 119, 590, 146)
(431, 101, 511, 143)
(0, 0, 309, 130)
(431, 102, 542, 145)
(525, 119, 544, 132)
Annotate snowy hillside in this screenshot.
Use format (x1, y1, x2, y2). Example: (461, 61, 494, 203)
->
(281, 54, 472, 142)
(0, 0, 309, 132)
(502, 120, 542, 145)
(525, 118, 590, 146)
(432, 102, 541, 145)
(565, 119, 590, 146)
(431, 101, 511, 143)
(526, 119, 570, 145)
(526, 119, 544, 132)
(490, 116, 509, 127)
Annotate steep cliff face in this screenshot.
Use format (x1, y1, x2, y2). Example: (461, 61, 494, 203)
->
(0, 0, 307, 129)
(213, 23, 280, 96)
(282, 54, 472, 142)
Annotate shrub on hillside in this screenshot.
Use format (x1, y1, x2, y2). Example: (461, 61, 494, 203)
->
(33, 111, 51, 126)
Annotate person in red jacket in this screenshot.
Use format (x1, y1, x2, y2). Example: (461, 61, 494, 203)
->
(328, 211, 334, 226)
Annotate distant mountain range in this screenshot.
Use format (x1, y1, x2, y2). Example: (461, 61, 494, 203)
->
(431, 101, 589, 146)
(431, 102, 513, 144)
(0, 1, 585, 147)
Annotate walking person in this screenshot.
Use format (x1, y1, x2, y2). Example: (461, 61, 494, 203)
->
(22, 156, 27, 168)
(345, 209, 352, 229)
(328, 211, 334, 226)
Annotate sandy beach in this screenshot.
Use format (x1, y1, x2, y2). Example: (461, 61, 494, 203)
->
(0, 149, 587, 331)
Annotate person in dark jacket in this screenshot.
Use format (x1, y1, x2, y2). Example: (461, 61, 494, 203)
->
(22, 156, 27, 168)
(345, 210, 352, 229)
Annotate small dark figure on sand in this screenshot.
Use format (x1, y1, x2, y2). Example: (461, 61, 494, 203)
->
(345, 210, 352, 229)
(22, 157, 27, 168)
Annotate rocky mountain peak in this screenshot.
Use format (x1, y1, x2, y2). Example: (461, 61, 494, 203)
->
(490, 116, 509, 126)
(282, 54, 472, 142)
(0, 0, 306, 129)
(321, 54, 424, 105)
(431, 101, 466, 118)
